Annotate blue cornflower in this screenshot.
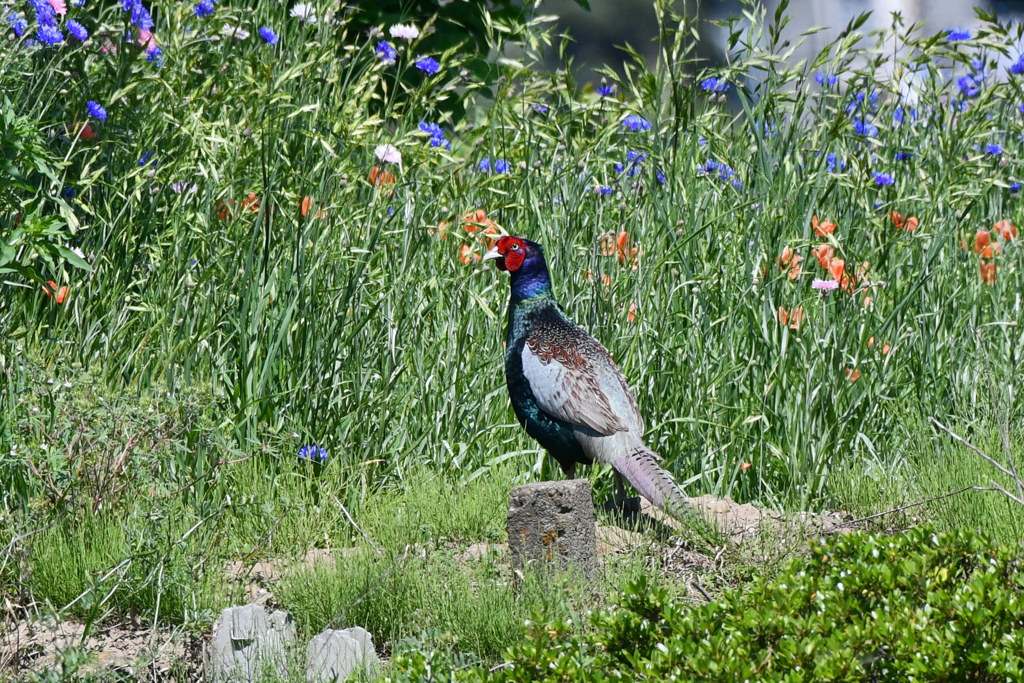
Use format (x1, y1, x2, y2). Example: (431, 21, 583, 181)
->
(986, 143, 1002, 155)
(656, 171, 665, 185)
(139, 151, 155, 166)
(494, 159, 509, 174)
(596, 84, 613, 96)
(700, 159, 719, 176)
(376, 40, 396, 64)
(623, 115, 651, 132)
(66, 19, 88, 41)
(194, 0, 214, 18)
(86, 101, 107, 120)
(74, 0, 85, 5)
(614, 163, 624, 173)
(957, 75, 979, 98)
(298, 445, 327, 463)
(259, 26, 278, 45)
(36, 24, 63, 45)
(826, 153, 846, 173)
(1011, 183, 1021, 193)
(700, 77, 729, 93)
(853, 119, 878, 137)
(63, 187, 76, 199)
(419, 121, 444, 138)
(532, 104, 548, 114)
(598, 186, 613, 196)
(815, 72, 837, 86)
(894, 151, 911, 161)
(414, 56, 440, 75)
(30, 0, 54, 24)
(146, 45, 162, 63)
(478, 158, 490, 172)
(1019, 103, 1024, 114)
(873, 172, 894, 186)
(1011, 57, 1024, 76)
(8, 14, 27, 36)
(946, 28, 971, 41)
(894, 107, 904, 123)
(133, 5, 152, 30)
(627, 150, 646, 163)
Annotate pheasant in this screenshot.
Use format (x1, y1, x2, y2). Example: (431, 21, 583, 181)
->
(484, 236, 691, 518)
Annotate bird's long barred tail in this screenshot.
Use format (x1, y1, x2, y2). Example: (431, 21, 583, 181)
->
(615, 446, 693, 518)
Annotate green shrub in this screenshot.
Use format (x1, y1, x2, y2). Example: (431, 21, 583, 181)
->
(411, 528, 1024, 682)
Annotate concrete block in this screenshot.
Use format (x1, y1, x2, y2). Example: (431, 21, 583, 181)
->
(205, 605, 294, 683)
(306, 627, 378, 683)
(507, 480, 597, 577)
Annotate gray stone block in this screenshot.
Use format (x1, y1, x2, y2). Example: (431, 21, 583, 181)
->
(205, 605, 295, 683)
(507, 480, 597, 578)
(306, 627, 379, 683)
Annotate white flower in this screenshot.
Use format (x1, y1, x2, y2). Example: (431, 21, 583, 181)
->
(71, 246, 86, 259)
(374, 144, 402, 166)
(290, 3, 317, 24)
(389, 23, 419, 41)
(812, 278, 839, 291)
(220, 23, 249, 40)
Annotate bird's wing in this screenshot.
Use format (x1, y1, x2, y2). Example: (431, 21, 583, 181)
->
(521, 333, 630, 436)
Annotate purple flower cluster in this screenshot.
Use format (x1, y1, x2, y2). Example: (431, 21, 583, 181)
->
(194, 0, 215, 18)
(6, 12, 28, 37)
(26, 0, 62, 44)
(700, 159, 742, 189)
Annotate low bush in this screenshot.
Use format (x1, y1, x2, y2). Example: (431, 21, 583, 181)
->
(394, 528, 1024, 682)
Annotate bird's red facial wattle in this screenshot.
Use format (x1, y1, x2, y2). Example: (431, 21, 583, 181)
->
(485, 236, 526, 271)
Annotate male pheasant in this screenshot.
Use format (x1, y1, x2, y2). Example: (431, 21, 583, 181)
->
(484, 236, 691, 517)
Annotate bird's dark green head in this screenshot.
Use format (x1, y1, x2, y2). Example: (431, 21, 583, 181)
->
(484, 236, 552, 299)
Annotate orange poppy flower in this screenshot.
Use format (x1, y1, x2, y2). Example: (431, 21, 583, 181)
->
(994, 219, 1018, 241)
(981, 243, 1000, 260)
(845, 367, 860, 382)
(974, 230, 991, 254)
(369, 166, 396, 187)
(812, 215, 836, 237)
(779, 246, 793, 266)
(812, 244, 834, 269)
(216, 198, 236, 221)
(74, 123, 97, 140)
(904, 216, 919, 231)
(430, 222, 450, 239)
(868, 336, 875, 348)
(980, 260, 996, 285)
(778, 306, 804, 330)
(827, 258, 845, 283)
(777, 247, 802, 279)
(862, 295, 871, 308)
(627, 301, 637, 322)
(299, 196, 326, 219)
(882, 343, 891, 355)
(42, 280, 69, 304)
(890, 211, 905, 230)
(458, 244, 480, 265)
(584, 271, 612, 286)
(242, 192, 260, 212)
(600, 231, 638, 268)
(740, 462, 751, 471)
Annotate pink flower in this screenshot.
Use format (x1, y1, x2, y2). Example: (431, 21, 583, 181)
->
(137, 30, 156, 49)
(812, 278, 839, 291)
(49, 0, 67, 15)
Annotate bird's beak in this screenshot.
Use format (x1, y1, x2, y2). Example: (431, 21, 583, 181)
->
(482, 247, 502, 262)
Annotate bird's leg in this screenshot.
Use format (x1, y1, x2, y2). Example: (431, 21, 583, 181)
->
(614, 470, 628, 507)
(562, 461, 576, 480)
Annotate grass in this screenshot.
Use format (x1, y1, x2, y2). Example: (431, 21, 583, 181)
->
(3, 0, 1024, 678)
